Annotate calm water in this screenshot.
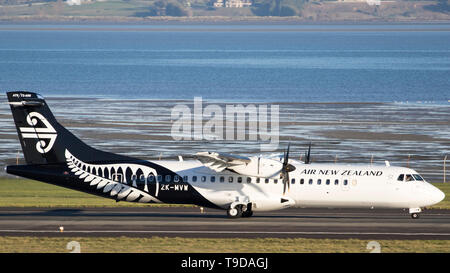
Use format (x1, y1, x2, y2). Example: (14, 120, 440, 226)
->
(0, 24, 449, 102)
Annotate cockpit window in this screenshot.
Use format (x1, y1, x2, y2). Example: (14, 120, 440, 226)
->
(398, 173, 424, 182)
(413, 174, 424, 181)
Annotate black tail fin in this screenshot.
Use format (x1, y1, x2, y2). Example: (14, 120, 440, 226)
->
(7, 91, 130, 165)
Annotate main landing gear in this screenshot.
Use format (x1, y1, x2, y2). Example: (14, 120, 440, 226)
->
(227, 203, 253, 218)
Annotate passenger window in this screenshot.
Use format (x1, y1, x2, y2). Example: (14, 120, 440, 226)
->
(291, 178, 295, 184)
(183, 175, 188, 182)
(274, 179, 278, 184)
(405, 174, 414, 182)
(148, 175, 155, 182)
(238, 177, 242, 183)
(300, 178, 304, 185)
(229, 177, 233, 183)
(157, 175, 162, 182)
(344, 179, 348, 185)
(165, 175, 171, 182)
(201, 176, 206, 182)
(256, 178, 260, 183)
(210, 176, 215, 183)
(308, 179, 313, 185)
(139, 174, 146, 183)
(265, 178, 269, 184)
(326, 179, 330, 185)
(397, 174, 404, 182)
(220, 176, 225, 183)
(174, 175, 179, 183)
(334, 179, 339, 185)
(247, 177, 251, 183)
(317, 179, 322, 185)
(192, 176, 197, 182)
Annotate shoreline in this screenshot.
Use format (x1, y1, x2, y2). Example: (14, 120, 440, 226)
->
(1, 94, 447, 105)
(1, 21, 450, 33)
(1, 17, 450, 25)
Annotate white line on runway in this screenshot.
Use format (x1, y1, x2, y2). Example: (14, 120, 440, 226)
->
(1, 210, 448, 217)
(0, 229, 449, 237)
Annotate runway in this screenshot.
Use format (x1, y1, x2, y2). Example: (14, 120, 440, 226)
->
(0, 207, 449, 240)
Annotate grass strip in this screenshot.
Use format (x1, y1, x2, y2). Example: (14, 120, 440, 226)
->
(0, 236, 449, 253)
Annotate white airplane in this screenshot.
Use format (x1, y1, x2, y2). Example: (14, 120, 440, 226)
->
(6, 91, 445, 219)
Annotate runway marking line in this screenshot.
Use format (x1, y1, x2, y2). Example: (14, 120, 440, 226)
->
(0, 230, 449, 237)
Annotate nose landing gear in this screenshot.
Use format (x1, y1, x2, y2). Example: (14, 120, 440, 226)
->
(409, 208, 421, 219)
(411, 213, 420, 219)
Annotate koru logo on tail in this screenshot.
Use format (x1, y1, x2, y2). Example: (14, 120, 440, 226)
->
(19, 112, 57, 153)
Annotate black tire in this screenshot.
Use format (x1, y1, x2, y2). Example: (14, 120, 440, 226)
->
(227, 208, 236, 218)
(242, 211, 253, 218)
(411, 213, 420, 219)
(227, 206, 243, 218)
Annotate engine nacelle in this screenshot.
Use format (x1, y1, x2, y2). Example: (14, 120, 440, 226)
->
(251, 197, 296, 212)
(228, 156, 283, 178)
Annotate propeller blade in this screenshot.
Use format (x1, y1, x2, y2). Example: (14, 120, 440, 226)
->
(282, 143, 292, 195)
(285, 143, 290, 164)
(305, 142, 311, 164)
(283, 171, 289, 195)
(283, 174, 289, 195)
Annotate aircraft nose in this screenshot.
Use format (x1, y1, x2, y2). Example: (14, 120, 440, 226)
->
(429, 186, 445, 206)
(427, 184, 445, 206)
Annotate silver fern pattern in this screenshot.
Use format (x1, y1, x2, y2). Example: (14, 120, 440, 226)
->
(65, 149, 161, 203)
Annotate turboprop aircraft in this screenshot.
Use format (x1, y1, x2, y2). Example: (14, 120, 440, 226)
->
(5, 91, 445, 219)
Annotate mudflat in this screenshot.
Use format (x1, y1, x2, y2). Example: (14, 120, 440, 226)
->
(1, 97, 448, 182)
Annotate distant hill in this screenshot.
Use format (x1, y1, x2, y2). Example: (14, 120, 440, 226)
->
(0, 0, 449, 21)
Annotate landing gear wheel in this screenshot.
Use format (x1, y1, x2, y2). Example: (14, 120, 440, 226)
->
(227, 206, 243, 218)
(242, 211, 253, 218)
(411, 213, 420, 219)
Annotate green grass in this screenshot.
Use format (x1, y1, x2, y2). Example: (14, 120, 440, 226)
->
(0, 1, 152, 18)
(1, 178, 449, 208)
(59, 1, 150, 17)
(0, 236, 448, 253)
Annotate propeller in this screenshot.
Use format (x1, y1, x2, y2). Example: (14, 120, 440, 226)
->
(281, 143, 296, 195)
(304, 142, 312, 164)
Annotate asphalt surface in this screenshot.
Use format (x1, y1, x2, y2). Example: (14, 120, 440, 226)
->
(0, 207, 449, 240)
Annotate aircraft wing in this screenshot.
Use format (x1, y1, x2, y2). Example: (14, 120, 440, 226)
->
(195, 152, 251, 172)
